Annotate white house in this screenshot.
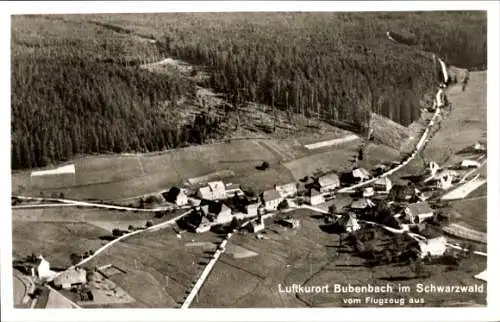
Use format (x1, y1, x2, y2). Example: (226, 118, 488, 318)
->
(461, 159, 481, 169)
(275, 182, 298, 198)
(262, 189, 283, 211)
(373, 177, 392, 194)
(197, 181, 227, 200)
(195, 216, 212, 233)
(437, 175, 453, 190)
(308, 188, 325, 206)
(353, 168, 371, 182)
(245, 203, 261, 217)
(171, 188, 188, 206)
(53, 268, 87, 289)
(418, 236, 447, 259)
(404, 202, 434, 224)
(33, 255, 56, 281)
(363, 187, 375, 197)
(201, 202, 232, 225)
(318, 173, 340, 192)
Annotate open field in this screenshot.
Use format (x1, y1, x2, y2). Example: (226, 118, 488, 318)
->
(12, 221, 110, 268)
(193, 209, 486, 308)
(80, 228, 226, 307)
(45, 289, 75, 308)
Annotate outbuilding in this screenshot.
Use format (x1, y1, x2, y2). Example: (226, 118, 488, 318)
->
(307, 188, 325, 206)
(417, 236, 447, 259)
(404, 202, 434, 224)
(317, 173, 340, 192)
(262, 189, 283, 211)
(53, 268, 87, 289)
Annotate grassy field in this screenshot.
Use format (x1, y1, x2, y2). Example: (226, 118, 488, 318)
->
(193, 209, 486, 308)
(80, 228, 226, 308)
(12, 221, 109, 268)
(13, 274, 27, 308)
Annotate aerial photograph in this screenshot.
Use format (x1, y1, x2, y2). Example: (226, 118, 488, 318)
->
(10, 10, 487, 309)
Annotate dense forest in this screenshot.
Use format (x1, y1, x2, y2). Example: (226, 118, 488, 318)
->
(11, 12, 487, 169)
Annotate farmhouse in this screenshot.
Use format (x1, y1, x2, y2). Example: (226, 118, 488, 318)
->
(197, 181, 227, 200)
(164, 187, 188, 206)
(404, 202, 434, 224)
(317, 173, 340, 192)
(262, 189, 283, 211)
(460, 159, 481, 169)
(32, 255, 56, 280)
(201, 201, 233, 224)
(352, 168, 371, 182)
(417, 236, 447, 259)
(245, 202, 261, 217)
(275, 182, 298, 198)
(363, 187, 375, 197)
(53, 268, 87, 289)
(307, 188, 325, 206)
(373, 177, 392, 193)
(337, 213, 360, 232)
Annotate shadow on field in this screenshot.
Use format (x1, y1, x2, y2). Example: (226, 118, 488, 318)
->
(319, 224, 344, 234)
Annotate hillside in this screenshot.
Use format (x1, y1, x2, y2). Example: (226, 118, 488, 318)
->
(11, 12, 486, 169)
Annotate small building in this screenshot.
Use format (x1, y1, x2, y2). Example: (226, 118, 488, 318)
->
(337, 213, 360, 233)
(282, 218, 300, 229)
(245, 202, 261, 217)
(225, 183, 243, 198)
(350, 198, 375, 210)
(363, 187, 375, 197)
(307, 188, 325, 206)
(250, 218, 265, 233)
(195, 216, 212, 233)
(437, 174, 453, 190)
(352, 168, 371, 182)
(404, 202, 434, 224)
(373, 177, 392, 194)
(53, 268, 87, 289)
(317, 173, 340, 192)
(461, 159, 481, 168)
(32, 255, 56, 280)
(275, 182, 298, 198)
(201, 202, 232, 224)
(197, 181, 227, 200)
(164, 187, 188, 206)
(417, 236, 447, 259)
(262, 189, 283, 212)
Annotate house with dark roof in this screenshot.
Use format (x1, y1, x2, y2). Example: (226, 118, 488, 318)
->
(404, 202, 434, 224)
(164, 187, 188, 206)
(307, 188, 325, 206)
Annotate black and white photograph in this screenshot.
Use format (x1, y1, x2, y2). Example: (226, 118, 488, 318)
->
(2, 1, 499, 321)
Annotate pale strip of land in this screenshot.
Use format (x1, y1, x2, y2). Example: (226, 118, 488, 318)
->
(303, 134, 359, 150)
(31, 164, 75, 177)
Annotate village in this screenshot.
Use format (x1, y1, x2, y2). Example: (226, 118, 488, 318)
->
(12, 129, 487, 307)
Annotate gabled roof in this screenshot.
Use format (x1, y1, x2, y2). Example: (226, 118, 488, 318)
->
(406, 202, 433, 215)
(207, 181, 225, 193)
(262, 189, 282, 202)
(353, 168, 370, 179)
(318, 173, 340, 187)
(374, 176, 391, 186)
(53, 268, 87, 286)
